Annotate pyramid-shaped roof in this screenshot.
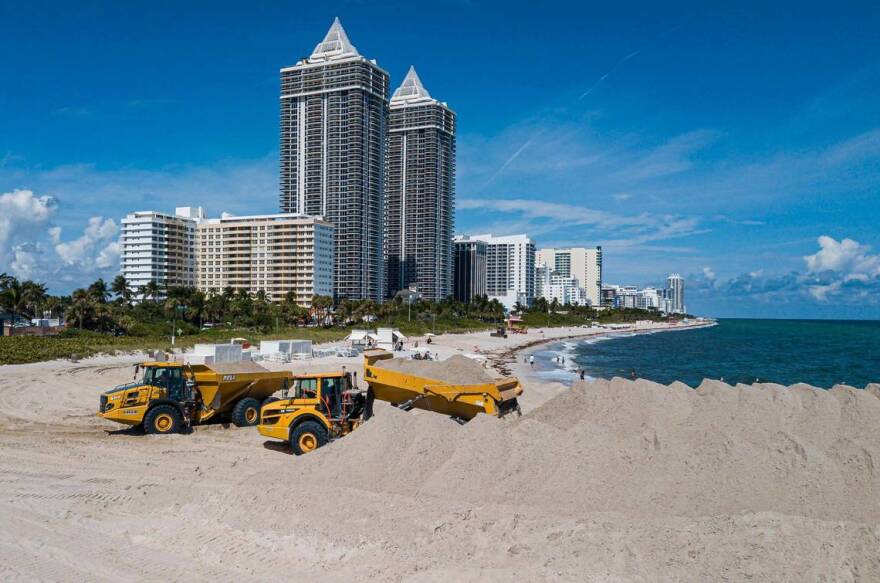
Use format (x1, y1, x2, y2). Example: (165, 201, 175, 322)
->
(391, 66, 436, 105)
(309, 17, 360, 63)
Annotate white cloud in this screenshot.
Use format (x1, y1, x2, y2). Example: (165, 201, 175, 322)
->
(804, 236, 880, 278)
(692, 236, 880, 307)
(0, 189, 120, 290)
(55, 217, 119, 266)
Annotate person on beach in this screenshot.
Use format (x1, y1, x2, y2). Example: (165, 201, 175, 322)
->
(529, 355, 535, 368)
(580, 370, 585, 380)
(631, 369, 637, 380)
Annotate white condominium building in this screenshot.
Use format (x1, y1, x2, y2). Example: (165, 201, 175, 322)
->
(535, 246, 602, 306)
(197, 213, 334, 306)
(536, 264, 587, 306)
(469, 233, 535, 310)
(120, 208, 198, 300)
(666, 273, 686, 314)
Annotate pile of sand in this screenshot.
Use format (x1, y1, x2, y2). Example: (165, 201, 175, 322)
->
(2, 357, 879, 581)
(376, 354, 493, 384)
(301, 378, 880, 523)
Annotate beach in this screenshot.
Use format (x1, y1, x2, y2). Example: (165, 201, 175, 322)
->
(2, 319, 879, 581)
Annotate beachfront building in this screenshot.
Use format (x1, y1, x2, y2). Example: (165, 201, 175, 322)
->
(453, 236, 487, 302)
(603, 283, 680, 313)
(666, 273, 686, 314)
(536, 264, 588, 306)
(384, 67, 456, 301)
(120, 208, 199, 301)
(279, 18, 388, 302)
(466, 233, 535, 310)
(535, 246, 602, 306)
(196, 213, 334, 305)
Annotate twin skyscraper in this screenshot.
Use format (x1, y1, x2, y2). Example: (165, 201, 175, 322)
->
(279, 18, 455, 303)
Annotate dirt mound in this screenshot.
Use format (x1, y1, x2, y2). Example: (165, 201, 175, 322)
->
(377, 354, 493, 385)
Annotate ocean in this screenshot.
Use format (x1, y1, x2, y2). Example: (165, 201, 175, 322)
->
(532, 319, 880, 389)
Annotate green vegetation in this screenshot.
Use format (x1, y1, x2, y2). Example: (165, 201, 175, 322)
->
(0, 273, 680, 365)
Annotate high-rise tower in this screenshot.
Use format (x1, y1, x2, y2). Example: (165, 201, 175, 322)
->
(279, 18, 388, 301)
(385, 67, 456, 300)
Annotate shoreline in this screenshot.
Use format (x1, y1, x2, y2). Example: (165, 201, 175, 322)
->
(487, 320, 717, 376)
(494, 320, 717, 412)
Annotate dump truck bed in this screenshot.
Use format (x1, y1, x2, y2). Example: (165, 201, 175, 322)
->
(363, 350, 522, 420)
(190, 362, 291, 422)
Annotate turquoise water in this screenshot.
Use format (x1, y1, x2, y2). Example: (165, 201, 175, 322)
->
(534, 319, 880, 389)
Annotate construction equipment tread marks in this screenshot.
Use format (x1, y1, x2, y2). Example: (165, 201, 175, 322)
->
(144, 404, 183, 435)
(231, 397, 261, 427)
(290, 420, 329, 455)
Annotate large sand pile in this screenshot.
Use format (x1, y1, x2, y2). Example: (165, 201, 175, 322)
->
(1, 359, 878, 581)
(303, 378, 880, 521)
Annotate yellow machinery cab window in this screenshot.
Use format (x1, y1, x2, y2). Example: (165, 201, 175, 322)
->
(294, 378, 318, 399)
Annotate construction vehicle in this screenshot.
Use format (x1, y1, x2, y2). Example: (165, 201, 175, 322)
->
(490, 326, 508, 338)
(98, 360, 291, 434)
(258, 349, 523, 455)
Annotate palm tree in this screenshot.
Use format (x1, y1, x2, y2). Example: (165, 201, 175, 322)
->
(111, 275, 131, 305)
(140, 281, 160, 303)
(21, 281, 47, 319)
(1, 278, 29, 335)
(186, 291, 206, 328)
(69, 288, 94, 329)
(88, 279, 110, 304)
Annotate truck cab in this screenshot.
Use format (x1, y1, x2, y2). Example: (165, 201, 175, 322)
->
(98, 362, 196, 432)
(258, 370, 368, 455)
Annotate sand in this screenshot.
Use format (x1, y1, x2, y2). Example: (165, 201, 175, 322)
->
(376, 354, 494, 384)
(2, 323, 878, 581)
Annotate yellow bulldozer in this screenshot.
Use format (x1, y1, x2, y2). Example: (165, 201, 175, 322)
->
(258, 349, 523, 455)
(98, 360, 292, 434)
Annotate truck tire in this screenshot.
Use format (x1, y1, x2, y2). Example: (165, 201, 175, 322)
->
(144, 404, 183, 435)
(290, 420, 329, 455)
(262, 396, 280, 408)
(362, 388, 375, 422)
(231, 397, 261, 427)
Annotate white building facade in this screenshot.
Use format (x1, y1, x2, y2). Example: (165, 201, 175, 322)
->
(120, 208, 198, 300)
(666, 273, 686, 314)
(469, 233, 535, 310)
(536, 264, 587, 306)
(534, 246, 602, 306)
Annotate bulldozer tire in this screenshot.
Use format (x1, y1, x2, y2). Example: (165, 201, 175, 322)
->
(231, 397, 261, 427)
(290, 420, 328, 455)
(144, 404, 182, 435)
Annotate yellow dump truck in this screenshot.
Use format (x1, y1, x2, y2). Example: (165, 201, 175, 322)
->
(258, 349, 522, 455)
(98, 360, 291, 434)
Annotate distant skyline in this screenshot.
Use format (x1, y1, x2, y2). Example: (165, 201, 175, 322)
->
(1, 1, 879, 318)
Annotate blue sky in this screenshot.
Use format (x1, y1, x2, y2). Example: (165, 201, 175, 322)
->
(1, 1, 879, 318)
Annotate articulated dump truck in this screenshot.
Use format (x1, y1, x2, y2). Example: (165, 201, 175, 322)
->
(98, 360, 291, 434)
(258, 349, 523, 455)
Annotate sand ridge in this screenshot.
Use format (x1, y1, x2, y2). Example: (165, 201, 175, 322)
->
(0, 343, 878, 580)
